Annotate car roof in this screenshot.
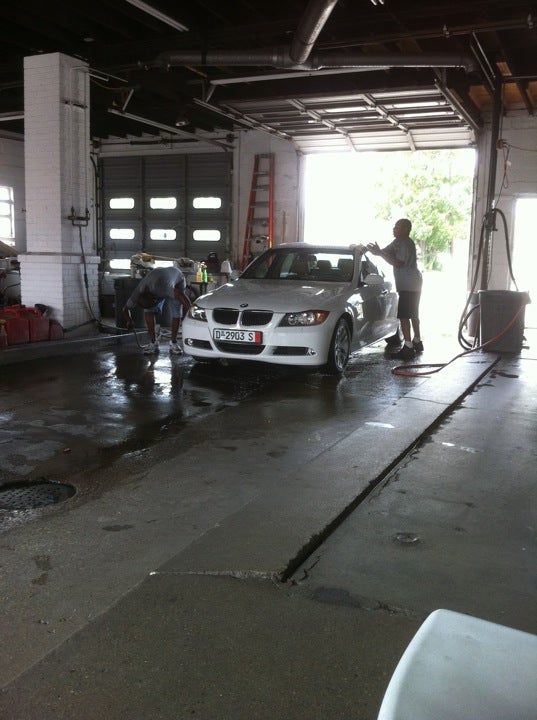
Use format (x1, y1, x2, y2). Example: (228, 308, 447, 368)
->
(270, 244, 358, 253)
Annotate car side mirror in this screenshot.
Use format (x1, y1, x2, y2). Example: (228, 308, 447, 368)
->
(364, 272, 385, 285)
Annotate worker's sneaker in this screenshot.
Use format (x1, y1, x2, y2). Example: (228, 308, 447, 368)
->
(142, 342, 159, 355)
(391, 344, 415, 361)
(413, 339, 424, 353)
(169, 341, 183, 355)
(385, 331, 402, 347)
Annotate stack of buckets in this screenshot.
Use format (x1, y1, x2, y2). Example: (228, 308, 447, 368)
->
(0, 304, 63, 347)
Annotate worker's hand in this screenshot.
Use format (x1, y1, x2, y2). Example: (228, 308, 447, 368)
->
(366, 242, 380, 255)
(174, 289, 192, 311)
(124, 309, 134, 330)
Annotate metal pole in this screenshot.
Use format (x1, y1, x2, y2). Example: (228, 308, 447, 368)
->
(481, 78, 503, 290)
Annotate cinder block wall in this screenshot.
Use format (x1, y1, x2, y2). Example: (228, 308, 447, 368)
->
(19, 52, 99, 329)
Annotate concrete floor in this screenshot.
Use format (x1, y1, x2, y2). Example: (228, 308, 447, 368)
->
(0, 325, 536, 719)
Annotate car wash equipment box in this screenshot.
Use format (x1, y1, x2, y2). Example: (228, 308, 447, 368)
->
(478, 290, 529, 352)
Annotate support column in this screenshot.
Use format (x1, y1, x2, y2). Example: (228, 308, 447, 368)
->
(19, 52, 99, 329)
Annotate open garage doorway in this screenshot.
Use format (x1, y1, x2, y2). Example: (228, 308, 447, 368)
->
(303, 150, 477, 345)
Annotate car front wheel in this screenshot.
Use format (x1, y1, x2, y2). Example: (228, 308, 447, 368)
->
(326, 318, 351, 374)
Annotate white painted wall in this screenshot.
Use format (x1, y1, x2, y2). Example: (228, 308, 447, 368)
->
(232, 130, 301, 267)
(471, 110, 537, 291)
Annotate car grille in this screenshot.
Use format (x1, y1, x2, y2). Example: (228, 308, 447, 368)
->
(213, 308, 239, 324)
(212, 308, 273, 326)
(242, 310, 272, 326)
(215, 342, 265, 355)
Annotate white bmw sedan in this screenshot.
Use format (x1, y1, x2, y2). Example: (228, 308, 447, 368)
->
(182, 243, 398, 374)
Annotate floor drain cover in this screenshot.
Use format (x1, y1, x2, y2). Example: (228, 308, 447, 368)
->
(0, 479, 75, 510)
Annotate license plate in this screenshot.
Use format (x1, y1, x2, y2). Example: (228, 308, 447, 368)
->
(213, 328, 262, 343)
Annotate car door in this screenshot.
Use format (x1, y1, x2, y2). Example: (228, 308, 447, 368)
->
(354, 256, 397, 345)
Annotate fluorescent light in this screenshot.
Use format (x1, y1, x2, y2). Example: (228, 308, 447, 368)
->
(108, 108, 192, 136)
(124, 0, 188, 32)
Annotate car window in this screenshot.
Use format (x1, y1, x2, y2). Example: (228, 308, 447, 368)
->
(242, 249, 355, 282)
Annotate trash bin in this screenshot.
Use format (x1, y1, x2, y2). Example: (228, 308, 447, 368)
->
(478, 290, 529, 352)
(114, 277, 145, 328)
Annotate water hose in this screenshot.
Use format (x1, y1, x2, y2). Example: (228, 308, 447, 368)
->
(127, 309, 145, 349)
(392, 300, 527, 377)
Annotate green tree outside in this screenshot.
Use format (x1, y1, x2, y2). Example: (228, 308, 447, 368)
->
(374, 151, 474, 270)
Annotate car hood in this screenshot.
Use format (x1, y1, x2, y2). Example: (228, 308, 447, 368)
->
(198, 279, 348, 311)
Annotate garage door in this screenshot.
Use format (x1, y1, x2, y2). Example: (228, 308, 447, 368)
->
(101, 153, 232, 267)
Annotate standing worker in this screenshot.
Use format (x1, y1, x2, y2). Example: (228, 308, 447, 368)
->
(367, 218, 423, 360)
(123, 265, 191, 355)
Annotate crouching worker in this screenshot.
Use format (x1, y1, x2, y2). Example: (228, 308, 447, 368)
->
(123, 265, 192, 355)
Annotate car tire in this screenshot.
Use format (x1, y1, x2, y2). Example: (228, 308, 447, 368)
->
(326, 317, 351, 374)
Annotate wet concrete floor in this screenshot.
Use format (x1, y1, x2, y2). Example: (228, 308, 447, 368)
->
(0, 338, 429, 530)
(0, 330, 535, 719)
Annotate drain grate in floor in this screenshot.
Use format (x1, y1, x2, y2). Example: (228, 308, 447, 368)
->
(0, 479, 76, 510)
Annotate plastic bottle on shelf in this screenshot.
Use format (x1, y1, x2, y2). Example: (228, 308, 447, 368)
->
(195, 263, 203, 282)
(221, 259, 232, 275)
(201, 262, 208, 283)
(0, 319, 8, 350)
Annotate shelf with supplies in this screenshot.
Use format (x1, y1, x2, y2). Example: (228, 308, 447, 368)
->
(184, 271, 232, 298)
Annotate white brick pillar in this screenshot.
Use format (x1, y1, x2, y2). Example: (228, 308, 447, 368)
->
(19, 53, 99, 329)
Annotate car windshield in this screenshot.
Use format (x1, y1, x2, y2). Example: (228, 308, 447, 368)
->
(241, 248, 356, 282)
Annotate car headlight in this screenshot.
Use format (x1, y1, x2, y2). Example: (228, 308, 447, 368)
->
(188, 304, 207, 322)
(279, 310, 329, 327)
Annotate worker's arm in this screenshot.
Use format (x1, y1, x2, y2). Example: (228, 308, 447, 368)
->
(366, 242, 404, 268)
(123, 306, 134, 329)
(173, 287, 192, 314)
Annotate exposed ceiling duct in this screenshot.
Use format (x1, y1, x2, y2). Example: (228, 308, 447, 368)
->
(289, 0, 339, 64)
(154, 47, 477, 73)
(153, 0, 476, 74)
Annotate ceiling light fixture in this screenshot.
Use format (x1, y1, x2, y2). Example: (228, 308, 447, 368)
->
(108, 108, 191, 135)
(123, 0, 189, 32)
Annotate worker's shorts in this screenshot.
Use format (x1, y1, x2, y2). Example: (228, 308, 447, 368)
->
(397, 291, 421, 320)
(145, 296, 184, 319)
